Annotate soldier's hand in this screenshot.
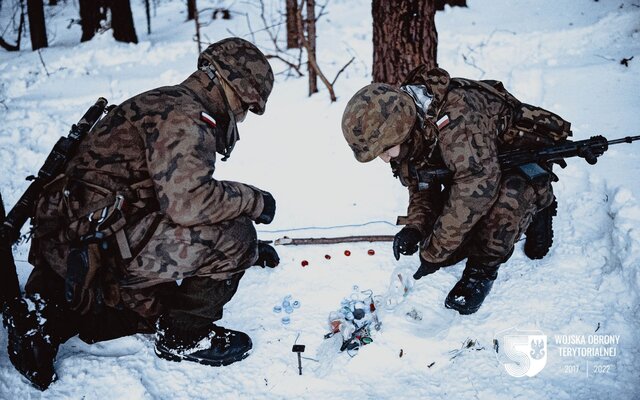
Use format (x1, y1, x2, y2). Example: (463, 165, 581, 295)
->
(255, 241, 280, 268)
(413, 256, 442, 280)
(255, 191, 276, 224)
(393, 227, 423, 260)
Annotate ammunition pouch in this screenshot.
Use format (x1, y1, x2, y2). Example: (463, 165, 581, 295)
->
(524, 197, 557, 260)
(30, 173, 158, 315)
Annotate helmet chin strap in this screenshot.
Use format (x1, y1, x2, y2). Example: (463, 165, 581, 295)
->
(199, 63, 240, 161)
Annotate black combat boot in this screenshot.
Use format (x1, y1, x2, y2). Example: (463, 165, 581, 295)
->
(2, 295, 63, 390)
(444, 265, 499, 315)
(154, 317, 252, 367)
(524, 198, 557, 260)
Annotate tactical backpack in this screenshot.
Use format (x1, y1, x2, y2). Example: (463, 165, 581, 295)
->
(448, 78, 572, 149)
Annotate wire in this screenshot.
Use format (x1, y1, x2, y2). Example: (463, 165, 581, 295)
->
(257, 220, 396, 234)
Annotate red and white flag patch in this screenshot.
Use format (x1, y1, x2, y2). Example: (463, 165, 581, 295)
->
(436, 114, 450, 129)
(200, 111, 217, 128)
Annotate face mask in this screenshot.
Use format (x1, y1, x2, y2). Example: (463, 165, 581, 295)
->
(400, 84, 433, 123)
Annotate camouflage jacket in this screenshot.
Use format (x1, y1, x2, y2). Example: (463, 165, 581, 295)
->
(393, 67, 508, 264)
(31, 70, 265, 281)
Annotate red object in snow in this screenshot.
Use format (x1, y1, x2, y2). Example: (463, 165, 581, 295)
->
(344, 250, 351, 256)
(367, 249, 375, 256)
(324, 254, 331, 260)
(301, 260, 309, 267)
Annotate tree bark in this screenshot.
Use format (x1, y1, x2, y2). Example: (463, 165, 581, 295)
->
(110, 0, 138, 44)
(285, 0, 300, 48)
(372, 0, 437, 85)
(187, 0, 196, 21)
(26, 0, 48, 50)
(305, 0, 317, 94)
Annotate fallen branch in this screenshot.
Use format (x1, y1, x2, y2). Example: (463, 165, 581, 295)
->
(272, 235, 394, 246)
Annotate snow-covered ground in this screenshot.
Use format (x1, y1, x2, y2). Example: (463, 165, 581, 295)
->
(1, 0, 639, 398)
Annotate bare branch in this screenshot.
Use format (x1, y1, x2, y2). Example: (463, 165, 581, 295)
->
(296, 3, 336, 101)
(330, 56, 354, 86)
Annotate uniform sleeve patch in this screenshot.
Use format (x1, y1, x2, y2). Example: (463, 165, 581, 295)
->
(200, 111, 217, 128)
(436, 114, 450, 129)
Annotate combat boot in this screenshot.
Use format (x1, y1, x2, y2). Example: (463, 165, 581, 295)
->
(2, 295, 62, 390)
(444, 265, 499, 315)
(154, 317, 252, 367)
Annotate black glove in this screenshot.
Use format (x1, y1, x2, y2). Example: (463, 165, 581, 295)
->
(413, 258, 442, 280)
(255, 241, 280, 268)
(255, 191, 276, 224)
(393, 227, 423, 260)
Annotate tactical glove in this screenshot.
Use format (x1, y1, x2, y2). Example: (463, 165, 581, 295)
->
(413, 257, 443, 280)
(255, 191, 276, 224)
(393, 227, 423, 260)
(255, 241, 280, 268)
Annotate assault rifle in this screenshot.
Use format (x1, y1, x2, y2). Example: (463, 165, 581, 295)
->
(417, 135, 640, 184)
(0, 97, 108, 311)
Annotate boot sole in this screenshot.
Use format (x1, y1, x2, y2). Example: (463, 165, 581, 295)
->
(154, 344, 252, 367)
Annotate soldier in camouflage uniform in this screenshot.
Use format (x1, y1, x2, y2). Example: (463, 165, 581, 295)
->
(342, 66, 556, 315)
(9, 37, 278, 388)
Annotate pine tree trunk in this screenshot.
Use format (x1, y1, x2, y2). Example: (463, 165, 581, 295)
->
(110, 0, 138, 44)
(187, 0, 196, 21)
(26, 0, 48, 50)
(79, 0, 100, 42)
(372, 0, 437, 85)
(286, 0, 299, 48)
(306, 0, 317, 94)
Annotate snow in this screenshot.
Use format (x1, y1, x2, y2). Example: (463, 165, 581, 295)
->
(1, 0, 639, 398)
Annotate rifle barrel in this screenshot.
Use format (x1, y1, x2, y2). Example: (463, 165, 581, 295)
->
(607, 135, 640, 145)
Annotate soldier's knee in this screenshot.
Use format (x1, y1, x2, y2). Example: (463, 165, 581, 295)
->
(223, 216, 258, 266)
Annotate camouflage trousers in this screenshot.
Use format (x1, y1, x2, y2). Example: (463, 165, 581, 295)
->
(430, 173, 554, 269)
(25, 215, 258, 341)
(119, 214, 259, 322)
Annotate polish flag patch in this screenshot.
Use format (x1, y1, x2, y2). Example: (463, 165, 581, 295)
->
(200, 111, 217, 128)
(436, 115, 450, 129)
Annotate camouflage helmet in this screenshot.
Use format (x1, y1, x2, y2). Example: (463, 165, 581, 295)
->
(342, 83, 417, 163)
(198, 37, 274, 115)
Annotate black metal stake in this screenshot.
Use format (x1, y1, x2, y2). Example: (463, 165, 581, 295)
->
(292, 344, 305, 375)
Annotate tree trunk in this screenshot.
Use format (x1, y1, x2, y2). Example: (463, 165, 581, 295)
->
(305, 0, 317, 94)
(187, 0, 196, 21)
(285, 0, 299, 48)
(26, 0, 48, 50)
(0, 0, 25, 51)
(372, 0, 437, 85)
(144, 0, 151, 34)
(79, 0, 100, 42)
(193, 0, 201, 53)
(110, 0, 138, 44)
(49, 0, 58, 5)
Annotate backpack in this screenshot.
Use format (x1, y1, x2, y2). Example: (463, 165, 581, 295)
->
(448, 78, 573, 149)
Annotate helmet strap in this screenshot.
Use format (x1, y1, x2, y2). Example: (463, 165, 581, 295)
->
(199, 63, 240, 161)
